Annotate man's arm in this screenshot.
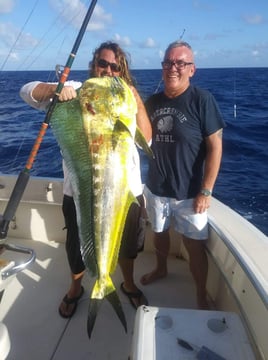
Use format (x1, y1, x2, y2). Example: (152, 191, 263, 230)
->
(20, 81, 81, 111)
(194, 128, 223, 213)
(32, 83, 78, 102)
(130, 86, 152, 143)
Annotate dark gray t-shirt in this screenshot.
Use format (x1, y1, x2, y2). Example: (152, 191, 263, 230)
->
(145, 85, 225, 200)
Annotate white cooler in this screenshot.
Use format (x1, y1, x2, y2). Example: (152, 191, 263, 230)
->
(130, 306, 255, 360)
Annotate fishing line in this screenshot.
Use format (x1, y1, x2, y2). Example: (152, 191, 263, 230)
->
(0, 0, 40, 72)
(0, 0, 98, 240)
(16, 13, 66, 71)
(6, 1, 93, 168)
(7, 112, 58, 175)
(17, 1, 88, 71)
(8, 128, 32, 173)
(16, 1, 91, 102)
(8, 70, 62, 173)
(10, 2, 93, 166)
(25, 31, 67, 71)
(6, 1, 94, 173)
(25, 2, 88, 98)
(154, 78, 163, 94)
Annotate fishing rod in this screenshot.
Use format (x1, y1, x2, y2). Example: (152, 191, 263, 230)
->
(0, 0, 98, 240)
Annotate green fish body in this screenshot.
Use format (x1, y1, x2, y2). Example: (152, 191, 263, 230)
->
(50, 76, 150, 337)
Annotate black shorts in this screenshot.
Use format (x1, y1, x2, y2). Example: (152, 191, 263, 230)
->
(62, 194, 144, 274)
(119, 195, 144, 259)
(62, 195, 85, 274)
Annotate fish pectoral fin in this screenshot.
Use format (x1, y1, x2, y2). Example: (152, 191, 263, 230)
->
(135, 126, 154, 158)
(106, 290, 127, 334)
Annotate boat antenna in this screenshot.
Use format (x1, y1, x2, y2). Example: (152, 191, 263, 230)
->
(233, 67, 237, 118)
(0, 0, 98, 240)
(179, 28, 186, 40)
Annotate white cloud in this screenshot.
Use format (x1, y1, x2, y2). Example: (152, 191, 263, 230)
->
(145, 37, 156, 48)
(192, 0, 213, 11)
(0, 0, 15, 13)
(0, 22, 39, 67)
(142, 37, 157, 48)
(159, 50, 164, 59)
(0, 23, 37, 49)
(204, 32, 226, 41)
(49, 1, 112, 31)
(242, 14, 265, 25)
(0, 22, 38, 49)
(113, 33, 131, 47)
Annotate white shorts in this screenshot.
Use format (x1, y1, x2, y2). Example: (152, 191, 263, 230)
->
(144, 185, 208, 240)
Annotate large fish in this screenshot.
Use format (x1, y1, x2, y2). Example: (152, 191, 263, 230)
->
(50, 76, 152, 338)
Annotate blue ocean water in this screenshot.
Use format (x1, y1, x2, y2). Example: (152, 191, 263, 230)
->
(0, 68, 267, 235)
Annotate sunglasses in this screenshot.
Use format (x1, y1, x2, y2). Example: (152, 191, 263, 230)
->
(97, 58, 121, 72)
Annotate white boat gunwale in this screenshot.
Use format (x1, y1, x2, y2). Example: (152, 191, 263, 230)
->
(208, 215, 268, 309)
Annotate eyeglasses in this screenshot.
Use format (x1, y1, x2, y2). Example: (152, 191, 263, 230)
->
(161, 60, 193, 70)
(97, 58, 121, 72)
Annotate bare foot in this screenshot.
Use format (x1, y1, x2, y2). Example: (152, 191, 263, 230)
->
(140, 269, 167, 285)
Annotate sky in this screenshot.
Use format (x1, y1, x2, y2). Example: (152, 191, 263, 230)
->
(0, 0, 268, 71)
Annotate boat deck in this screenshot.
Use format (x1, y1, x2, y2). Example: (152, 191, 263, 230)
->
(0, 237, 197, 360)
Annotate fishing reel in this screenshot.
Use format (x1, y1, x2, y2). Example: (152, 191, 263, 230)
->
(55, 64, 64, 80)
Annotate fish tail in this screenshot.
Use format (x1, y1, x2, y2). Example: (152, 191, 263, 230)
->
(106, 290, 127, 333)
(87, 276, 127, 338)
(87, 297, 102, 339)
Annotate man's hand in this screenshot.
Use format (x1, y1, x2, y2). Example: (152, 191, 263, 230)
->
(193, 193, 211, 213)
(58, 86, 77, 102)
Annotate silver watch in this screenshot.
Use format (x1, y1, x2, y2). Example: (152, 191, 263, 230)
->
(200, 189, 212, 197)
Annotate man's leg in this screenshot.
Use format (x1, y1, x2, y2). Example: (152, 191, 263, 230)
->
(140, 230, 170, 285)
(59, 195, 85, 317)
(183, 236, 209, 309)
(119, 198, 148, 309)
(118, 257, 135, 290)
(59, 271, 85, 317)
(119, 258, 148, 308)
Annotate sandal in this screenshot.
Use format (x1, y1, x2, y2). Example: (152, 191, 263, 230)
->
(58, 286, 84, 319)
(120, 282, 148, 310)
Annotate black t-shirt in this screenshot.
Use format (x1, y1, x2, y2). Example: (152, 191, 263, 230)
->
(145, 85, 225, 200)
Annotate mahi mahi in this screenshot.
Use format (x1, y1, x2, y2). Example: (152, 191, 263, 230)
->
(50, 76, 152, 338)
